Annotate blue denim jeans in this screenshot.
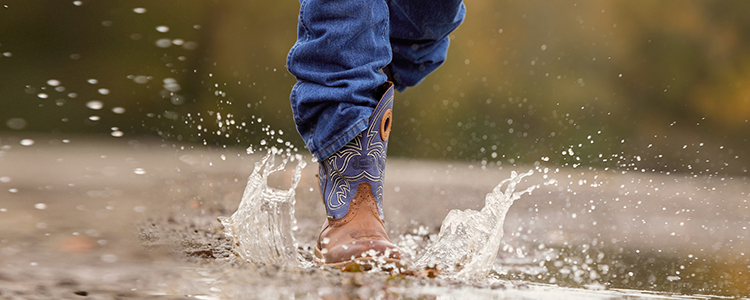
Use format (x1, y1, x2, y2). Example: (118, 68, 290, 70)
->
(287, 0, 465, 161)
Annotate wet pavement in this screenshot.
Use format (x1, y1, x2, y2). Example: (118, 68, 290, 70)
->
(0, 134, 748, 299)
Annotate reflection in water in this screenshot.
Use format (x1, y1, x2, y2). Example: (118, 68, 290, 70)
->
(496, 243, 750, 297)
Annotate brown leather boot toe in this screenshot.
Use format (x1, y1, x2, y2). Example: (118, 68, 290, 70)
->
(314, 183, 402, 269)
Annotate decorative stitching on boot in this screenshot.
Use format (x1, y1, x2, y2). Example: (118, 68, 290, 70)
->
(319, 82, 395, 219)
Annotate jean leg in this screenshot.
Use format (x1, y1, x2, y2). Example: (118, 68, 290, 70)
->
(287, 0, 391, 161)
(387, 0, 466, 92)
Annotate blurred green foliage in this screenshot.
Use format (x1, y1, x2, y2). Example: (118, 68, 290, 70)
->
(1, 0, 748, 174)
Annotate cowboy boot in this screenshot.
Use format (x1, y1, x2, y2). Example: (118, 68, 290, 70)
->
(315, 81, 401, 268)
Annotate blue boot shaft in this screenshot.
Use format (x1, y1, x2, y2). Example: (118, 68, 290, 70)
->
(319, 82, 394, 219)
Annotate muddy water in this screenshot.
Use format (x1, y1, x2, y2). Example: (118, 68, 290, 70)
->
(0, 135, 748, 299)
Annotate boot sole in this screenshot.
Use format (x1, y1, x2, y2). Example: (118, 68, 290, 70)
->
(314, 245, 406, 271)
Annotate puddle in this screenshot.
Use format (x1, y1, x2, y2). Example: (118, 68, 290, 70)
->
(209, 150, 749, 299)
(1, 137, 747, 299)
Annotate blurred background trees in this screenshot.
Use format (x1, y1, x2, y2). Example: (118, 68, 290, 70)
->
(1, 0, 748, 175)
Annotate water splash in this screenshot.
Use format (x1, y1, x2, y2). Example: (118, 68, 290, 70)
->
(218, 148, 307, 267)
(415, 170, 537, 279)
(222, 153, 537, 278)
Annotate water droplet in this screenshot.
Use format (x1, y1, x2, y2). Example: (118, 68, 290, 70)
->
(47, 79, 61, 86)
(155, 38, 172, 48)
(133, 168, 146, 175)
(111, 131, 123, 138)
(20, 139, 34, 146)
(2, 52, 12, 57)
(0, 177, 10, 183)
(88, 116, 100, 121)
(6, 118, 26, 130)
(86, 100, 103, 110)
(9, 188, 18, 193)
(163, 78, 181, 92)
(156, 25, 169, 33)
(170, 95, 185, 105)
(132, 7, 146, 14)
(182, 41, 199, 50)
(98, 88, 110, 95)
(73, 1, 82, 6)
(541, 44, 547, 51)
(87, 79, 98, 84)
(34, 203, 47, 210)
(37, 93, 48, 99)
(133, 75, 149, 84)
